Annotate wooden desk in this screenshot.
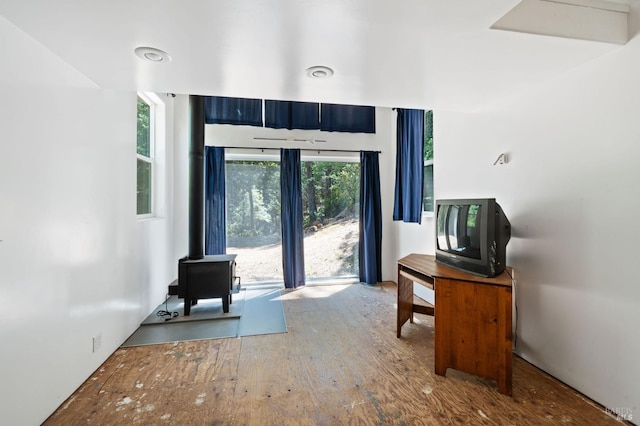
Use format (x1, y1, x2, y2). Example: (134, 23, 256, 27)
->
(397, 254, 513, 395)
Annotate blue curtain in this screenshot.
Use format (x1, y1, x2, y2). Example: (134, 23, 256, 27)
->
(320, 103, 376, 133)
(265, 100, 320, 130)
(205, 146, 226, 255)
(393, 109, 424, 224)
(204, 96, 263, 127)
(359, 151, 383, 285)
(280, 149, 305, 288)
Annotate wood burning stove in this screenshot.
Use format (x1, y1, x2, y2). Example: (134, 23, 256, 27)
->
(177, 254, 237, 315)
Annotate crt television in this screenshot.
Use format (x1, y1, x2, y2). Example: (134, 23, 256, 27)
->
(435, 198, 511, 277)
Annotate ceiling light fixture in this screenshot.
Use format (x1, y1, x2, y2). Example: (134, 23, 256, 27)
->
(134, 46, 171, 63)
(306, 65, 334, 79)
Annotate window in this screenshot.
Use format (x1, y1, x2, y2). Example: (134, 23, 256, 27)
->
(423, 110, 434, 212)
(137, 95, 153, 216)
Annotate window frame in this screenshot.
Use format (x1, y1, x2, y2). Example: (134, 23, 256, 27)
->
(423, 110, 434, 217)
(137, 93, 156, 218)
(423, 158, 434, 216)
(224, 150, 361, 282)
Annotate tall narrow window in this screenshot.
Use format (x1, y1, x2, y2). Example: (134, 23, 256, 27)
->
(137, 96, 153, 216)
(423, 110, 434, 213)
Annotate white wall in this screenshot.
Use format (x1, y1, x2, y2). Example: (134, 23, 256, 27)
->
(421, 22, 640, 414)
(171, 98, 399, 281)
(0, 16, 174, 425)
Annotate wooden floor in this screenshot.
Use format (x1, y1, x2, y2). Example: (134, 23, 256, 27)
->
(45, 282, 620, 425)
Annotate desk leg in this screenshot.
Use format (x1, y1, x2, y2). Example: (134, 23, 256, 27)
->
(397, 267, 414, 338)
(497, 285, 513, 396)
(434, 280, 449, 377)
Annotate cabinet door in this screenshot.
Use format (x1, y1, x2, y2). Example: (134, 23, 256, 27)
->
(434, 278, 512, 394)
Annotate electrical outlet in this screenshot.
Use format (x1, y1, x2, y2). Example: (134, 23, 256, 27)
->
(92, 334, 102, 353)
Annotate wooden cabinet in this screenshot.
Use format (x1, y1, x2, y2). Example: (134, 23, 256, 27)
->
(397, 254, 513, 395)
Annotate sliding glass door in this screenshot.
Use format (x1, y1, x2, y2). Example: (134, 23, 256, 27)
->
(302, 161, 359, 280)
(225, 160, 282, 283)
(225, 157, 359, 284)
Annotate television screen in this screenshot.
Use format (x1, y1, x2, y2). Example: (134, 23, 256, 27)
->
(437, 203, 483, 260)
(435, 198, 511, 277)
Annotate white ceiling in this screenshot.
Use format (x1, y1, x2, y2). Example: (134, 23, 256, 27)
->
(0, 0, 633, 111)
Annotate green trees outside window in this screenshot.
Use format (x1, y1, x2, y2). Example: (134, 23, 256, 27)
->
(423, 110, 434, 212)
(226, 159, 360, 282)
(137, 97, 152, 215)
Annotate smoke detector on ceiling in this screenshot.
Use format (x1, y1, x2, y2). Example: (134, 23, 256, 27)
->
(134, 46, 172, 63)
(306, 65, 334, 79)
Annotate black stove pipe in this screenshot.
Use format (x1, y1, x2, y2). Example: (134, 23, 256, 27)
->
(188, 95, 205, 260)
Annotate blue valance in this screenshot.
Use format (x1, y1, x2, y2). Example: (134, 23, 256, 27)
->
(205, 96, 375, 133)
(265, 100, 320, 130)
(320, 103, 376, 133)
(204, 96, 263, 127)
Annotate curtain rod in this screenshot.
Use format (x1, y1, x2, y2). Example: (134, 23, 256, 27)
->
(217, 146, 381, 154)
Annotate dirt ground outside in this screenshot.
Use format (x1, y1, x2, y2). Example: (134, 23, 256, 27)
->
(228, 219, 359, 283)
